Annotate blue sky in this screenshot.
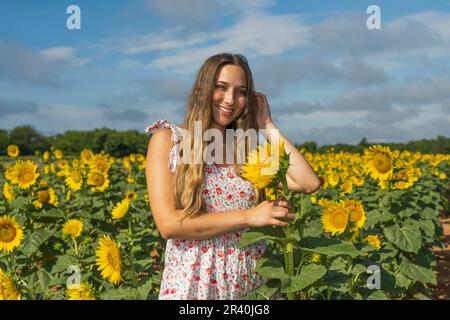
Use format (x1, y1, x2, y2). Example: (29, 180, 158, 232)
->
(1, 0, 450, 146)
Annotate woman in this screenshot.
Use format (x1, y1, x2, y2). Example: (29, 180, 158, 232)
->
(145, 53, 321, 299)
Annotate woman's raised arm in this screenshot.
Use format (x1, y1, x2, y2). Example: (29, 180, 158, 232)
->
(145, 128, 294, 240)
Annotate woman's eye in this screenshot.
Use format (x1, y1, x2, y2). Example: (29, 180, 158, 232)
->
(240, 91, 248, 96)
(215, 85, 226, 90)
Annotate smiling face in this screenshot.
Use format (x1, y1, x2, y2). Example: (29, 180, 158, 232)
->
(211, 64, 248, 132)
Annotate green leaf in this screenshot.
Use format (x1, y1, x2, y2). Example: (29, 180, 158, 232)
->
(399, 257, 437, 285)
(397, 208, 417, 219)
(394, 272, 411, 289)
(240, 279, 279, 300)
(420, 207, 439, 220)
(21, 228, 54, 257)
(352, 264, 367, 276)
(10, 196, 30, 211)
(367, 291, 388, 300)
(298, 237, 360, 258)
(238, 227, 283, 247)
(302, 219, 323, 237)
(281, 264, 327, 293)
(255, 258, 289, 281)
(365, 210, 395, 227)
(383, 225, 421, 253)
(36, 268, 53, 293)
(319, 270, 352, 292)
(101, 287, 141, 300)
(51, 255, 74, 274)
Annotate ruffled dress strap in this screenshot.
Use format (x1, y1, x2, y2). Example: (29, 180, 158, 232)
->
(144, 119, 182, 173)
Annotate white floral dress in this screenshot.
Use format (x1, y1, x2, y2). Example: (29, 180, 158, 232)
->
(145, 119, 266, 300)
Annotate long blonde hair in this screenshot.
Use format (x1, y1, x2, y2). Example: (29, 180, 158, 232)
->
(173, 53, 263, 219)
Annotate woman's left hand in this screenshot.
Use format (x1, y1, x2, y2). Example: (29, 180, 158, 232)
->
(253, 92, 273, 129)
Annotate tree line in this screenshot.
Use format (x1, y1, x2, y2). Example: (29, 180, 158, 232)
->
(0, 125, 449, 157)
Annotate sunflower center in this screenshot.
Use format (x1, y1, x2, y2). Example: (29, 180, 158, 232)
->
(349, 208, 362, 222)
(37, 190, 50, 203)
(68, 225, 79, 235)
(19, 169, 34, 184)
(0, 224, 16, 243)
(331, 211, 347, 229)
(96, 161, 107, 172)
(373, 153, 392, 174)
(92, 173, 105, 186)
(107, 249, 120, 271)
(72, 171, 82, 183)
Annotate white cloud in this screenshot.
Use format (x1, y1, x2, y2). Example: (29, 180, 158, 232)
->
(147, 12, 310, 73)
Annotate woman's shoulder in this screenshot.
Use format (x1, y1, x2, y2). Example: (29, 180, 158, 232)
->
(144, 119, 182, 144)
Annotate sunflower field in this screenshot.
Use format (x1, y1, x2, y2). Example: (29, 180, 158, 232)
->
(0, 143, 448, 300)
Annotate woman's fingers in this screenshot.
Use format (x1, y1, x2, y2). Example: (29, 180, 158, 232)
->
(272, 200, 291, 210)
(271, 219, 289, 227)
(272, 210, 295, 220)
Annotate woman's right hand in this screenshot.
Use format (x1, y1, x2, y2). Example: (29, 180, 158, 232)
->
(246, 200, 295, 227)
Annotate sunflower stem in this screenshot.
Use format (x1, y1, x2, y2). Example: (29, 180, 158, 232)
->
(72, 237, 79, 257)
(281, 176, 296, 300)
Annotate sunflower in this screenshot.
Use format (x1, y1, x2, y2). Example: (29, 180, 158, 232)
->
(0, 269, 21, 300)
(123, 157, 132, 170)
(42, 151, 50, 161)
(54, 149, 64, 160)
(342, 200, 366, 231)
(241, 141, 286, 189)
(80, 149, 94, 165)
(136, 154, 145, 162)
(89, 153, 112, 173)
(87, 170, 110, 192)
(440, 172, 447, 180)
(365, 235, 381, 249)
(32, 188, 59, 208)
(0, 215, 24, 253)
(327, 173, 340, 187)
(57, 159, 69, 171)
(321, 201, 349, 236)
(62, 219, 83, 238)
(66, 282, 96, 300)
(363, 145, 395, 181)
(4, 165, 15, 181)
(96, 235, 122, 285)
(111, 199, 130, 220)
(339, 179, 353, 195)
(2, 183, 16, 201)
(125, 191, 137, 201)
(318, 198, 329, 207)
(9, 160, 40, 189)
(7, 145, 19, 158)
(65, 168, 83, 191)
(264, 188, 276, 200)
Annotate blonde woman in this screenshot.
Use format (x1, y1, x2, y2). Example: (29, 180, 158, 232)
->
(145, 53, 321, 300)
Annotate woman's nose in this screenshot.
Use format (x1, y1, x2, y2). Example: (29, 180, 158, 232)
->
(223, 89, 234, 105)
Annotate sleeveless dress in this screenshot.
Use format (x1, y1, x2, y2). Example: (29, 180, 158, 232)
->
(145, 119, 266, 300)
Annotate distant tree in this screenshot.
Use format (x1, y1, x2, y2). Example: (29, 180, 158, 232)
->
(0, 129, 8, 155)
(298, 141, 317, 153)
(103, 130, 148, 157)
(8, 125, 50, 155)
(358, 137, 368, 147)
